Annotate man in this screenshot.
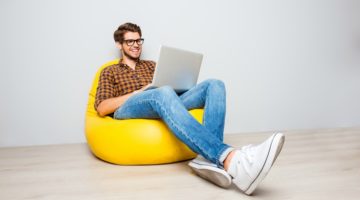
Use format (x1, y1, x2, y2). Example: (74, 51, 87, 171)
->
(95, 22, 285, 195)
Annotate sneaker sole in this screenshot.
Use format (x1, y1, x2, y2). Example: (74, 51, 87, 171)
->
(189, 161, 232, 188)
(244, 133, 285, 195)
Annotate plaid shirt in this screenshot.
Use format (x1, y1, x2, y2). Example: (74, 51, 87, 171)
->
(95, 59, 156, 110)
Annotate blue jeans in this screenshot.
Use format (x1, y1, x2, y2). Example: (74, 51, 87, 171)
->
(114, 79, 233, 166)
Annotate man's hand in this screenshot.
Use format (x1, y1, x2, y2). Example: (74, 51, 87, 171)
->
(141, 84, 152, 91)
(135, 84, 151, 93)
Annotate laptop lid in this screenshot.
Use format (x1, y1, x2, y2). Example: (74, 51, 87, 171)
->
(149, 45, 203, 93)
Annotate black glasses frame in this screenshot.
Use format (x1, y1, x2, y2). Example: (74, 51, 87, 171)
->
(123, 38, 144, 46)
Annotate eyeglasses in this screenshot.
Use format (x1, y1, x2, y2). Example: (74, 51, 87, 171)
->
(123, 38, 144, 46)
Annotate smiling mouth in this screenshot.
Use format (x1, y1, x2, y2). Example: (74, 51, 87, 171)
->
(130, 48, 140, 52)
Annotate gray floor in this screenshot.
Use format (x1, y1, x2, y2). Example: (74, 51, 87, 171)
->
(1, 128, 359, 199)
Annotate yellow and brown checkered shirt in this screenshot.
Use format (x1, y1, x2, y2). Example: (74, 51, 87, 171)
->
(95, 59, 156, 110)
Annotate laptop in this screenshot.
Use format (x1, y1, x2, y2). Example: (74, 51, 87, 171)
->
(146, 45, 203, 93)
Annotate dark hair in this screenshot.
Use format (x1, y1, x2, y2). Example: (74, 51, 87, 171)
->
(114, 22, 142, 43)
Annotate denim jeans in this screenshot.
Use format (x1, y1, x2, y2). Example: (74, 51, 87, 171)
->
(114, 79, 233, 166)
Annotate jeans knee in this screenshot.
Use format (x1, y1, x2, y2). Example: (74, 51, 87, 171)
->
(206, 79, 225, 89)
(155, 85, 177, 97)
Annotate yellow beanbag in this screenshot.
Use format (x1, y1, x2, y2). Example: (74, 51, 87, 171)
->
(85, 59, 202, 165)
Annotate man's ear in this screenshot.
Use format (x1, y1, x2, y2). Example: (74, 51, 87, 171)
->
(115, 42, 122, 50)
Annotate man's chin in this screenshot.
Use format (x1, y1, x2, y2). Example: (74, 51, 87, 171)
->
(129, 55, 140, 61)
(123, 53, 141, 61)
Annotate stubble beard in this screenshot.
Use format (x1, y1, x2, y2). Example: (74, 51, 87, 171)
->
(123, 49, 140, 61)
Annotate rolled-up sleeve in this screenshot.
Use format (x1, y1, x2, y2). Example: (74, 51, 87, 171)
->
(95, 68, 115, 110)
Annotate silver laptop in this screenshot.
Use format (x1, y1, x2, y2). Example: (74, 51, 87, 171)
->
(147, 45, 203, 93)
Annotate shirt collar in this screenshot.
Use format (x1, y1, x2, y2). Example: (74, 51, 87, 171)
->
(118, 58, 142, 69)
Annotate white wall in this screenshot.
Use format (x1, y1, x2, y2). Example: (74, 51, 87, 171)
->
(1, 0, 359, 147)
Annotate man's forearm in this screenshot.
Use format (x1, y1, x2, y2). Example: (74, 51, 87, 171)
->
(96, 84, 150, 117)
(96, 93, 133, 117)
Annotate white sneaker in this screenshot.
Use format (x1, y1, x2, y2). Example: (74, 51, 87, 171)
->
(188, 155, 232, 188)
(227, 133, 285, 195)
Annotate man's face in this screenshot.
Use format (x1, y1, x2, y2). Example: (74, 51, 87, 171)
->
(118, 31, 142, 61)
